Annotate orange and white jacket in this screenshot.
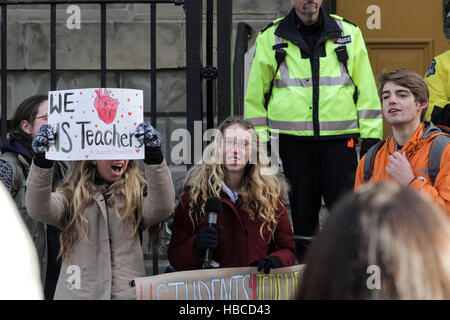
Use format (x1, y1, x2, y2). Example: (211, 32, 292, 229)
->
(355, 123, 450, 214)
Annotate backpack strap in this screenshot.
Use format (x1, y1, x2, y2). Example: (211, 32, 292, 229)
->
(333, 19, 358, 104)
(427, 134, 450, 186)
(363, 140, 385, 183)
(263, 35, 287, 110)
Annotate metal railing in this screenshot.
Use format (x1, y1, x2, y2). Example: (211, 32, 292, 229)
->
(0, 0, 235, 275)
(232, 22, 251, 116)
(0, 0, 184, 141)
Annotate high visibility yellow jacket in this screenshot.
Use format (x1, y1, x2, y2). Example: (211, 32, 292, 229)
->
(245, 9, 382, 140)
(425, 50, 450, 120)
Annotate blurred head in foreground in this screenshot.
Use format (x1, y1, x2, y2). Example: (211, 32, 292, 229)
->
(297, 182, 450, 299)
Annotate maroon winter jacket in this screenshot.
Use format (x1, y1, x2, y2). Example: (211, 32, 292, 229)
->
(168, 191, 296, 271)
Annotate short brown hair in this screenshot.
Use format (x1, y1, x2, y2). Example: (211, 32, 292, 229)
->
(377, 68, 429, 121)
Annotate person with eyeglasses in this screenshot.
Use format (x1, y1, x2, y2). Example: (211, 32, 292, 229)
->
(0, 94, 69, 300)
(168, 116, 295, 273)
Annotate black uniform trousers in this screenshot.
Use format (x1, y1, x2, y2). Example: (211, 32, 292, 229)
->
(279, 134, 357, 262)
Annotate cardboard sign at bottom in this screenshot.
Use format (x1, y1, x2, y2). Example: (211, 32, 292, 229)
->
(134, 264, 305, 300)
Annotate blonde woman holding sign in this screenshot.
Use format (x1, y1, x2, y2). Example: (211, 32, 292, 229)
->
(168, 116, 295, 273)
(25, 122, 175, 300)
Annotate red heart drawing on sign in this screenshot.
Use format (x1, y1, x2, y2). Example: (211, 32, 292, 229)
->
(127, 98, 130, 102)
(75, 135, 78, 138)
(94, 89, 119, 124)
(95, 124, 98, 128)
(70, 116, 73, 119)
(85, 155, 89, 159)
(128, 112, 132, 116)
(136, 149, 140, 153)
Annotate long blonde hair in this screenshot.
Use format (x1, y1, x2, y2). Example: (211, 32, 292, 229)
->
(57, 160, 147, 261)
(184, 116, 288, 242)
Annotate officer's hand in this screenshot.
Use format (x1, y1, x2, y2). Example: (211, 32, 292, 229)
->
(431, 103, 450, 126)
(32, 124, 57, 154)
(360, 138, 381, 158)
(193, 225, 224, 256)
(135, 122, 162, 148)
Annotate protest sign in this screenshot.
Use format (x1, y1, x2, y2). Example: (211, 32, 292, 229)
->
(134, 265, 305, 300)
(46, 88, 144, 160)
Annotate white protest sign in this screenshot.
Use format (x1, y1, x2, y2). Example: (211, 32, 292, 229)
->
(46, 88, 144, 160)
(134, 265, 305, 300)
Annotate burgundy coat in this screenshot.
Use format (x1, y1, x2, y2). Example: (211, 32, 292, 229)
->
(168, 191, 296, 271)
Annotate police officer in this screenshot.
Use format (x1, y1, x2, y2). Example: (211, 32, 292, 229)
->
(425, 0, 450, 126)
(245, 0, 382, 262)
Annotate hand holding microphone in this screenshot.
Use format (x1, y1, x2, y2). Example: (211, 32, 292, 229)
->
(192, 197, 223, 268)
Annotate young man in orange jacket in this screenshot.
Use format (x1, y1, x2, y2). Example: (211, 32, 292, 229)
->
(355, 69, 450, 214)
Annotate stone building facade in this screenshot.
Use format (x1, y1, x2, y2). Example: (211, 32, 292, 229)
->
(2, 1, 296, 273)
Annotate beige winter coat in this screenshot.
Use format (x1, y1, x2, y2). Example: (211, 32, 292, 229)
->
(25, 160, 175, 300)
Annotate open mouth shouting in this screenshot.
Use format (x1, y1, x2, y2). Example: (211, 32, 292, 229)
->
(95, 160, 129, 183)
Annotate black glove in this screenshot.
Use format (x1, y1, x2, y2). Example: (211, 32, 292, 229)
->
(431, 103, 450, 126)
(135, 122, 164, 164)
(32, 124, 56, 168)
(193, 225, 224, 256)
(144, 146, 164, 165)
(135, 122, 161, 148)
(360, 138, 381, 158)
(256, 256, 284, 274)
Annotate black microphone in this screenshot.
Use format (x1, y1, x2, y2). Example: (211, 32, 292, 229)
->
(202, 197, 223, 269)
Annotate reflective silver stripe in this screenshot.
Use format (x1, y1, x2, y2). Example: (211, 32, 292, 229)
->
(320, 120, 358, 131)
(269, 120, 314, 131)
(248, 117, 268, 127)
(334, 19, 344, 36)
(273, 34, 353, 89)
(269, 119, 358, 131)
(358, 110, 383, 119)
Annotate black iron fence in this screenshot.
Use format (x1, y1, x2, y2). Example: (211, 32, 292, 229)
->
(0, 0, 234, 150)
(0, 0, 235, 275)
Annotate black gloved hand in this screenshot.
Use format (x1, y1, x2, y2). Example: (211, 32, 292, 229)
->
(144, 146, 164, 165)
(360, 138, 381, 158)
(135, 122, 164, 164)
(135, 122, 162, 148)
(32, 124, 56, 168)
(193, 225, 224, 256)
(431, 103, 450, 126)
(256, 256, 284, 274)
(32, 124, 57, 154)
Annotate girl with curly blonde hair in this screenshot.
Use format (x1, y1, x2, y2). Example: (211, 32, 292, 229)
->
(168, 116, 295, 272)
(26, 122, 175, 300)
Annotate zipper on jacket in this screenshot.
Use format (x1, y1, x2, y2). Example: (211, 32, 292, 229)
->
(103, 193, 112, 246)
